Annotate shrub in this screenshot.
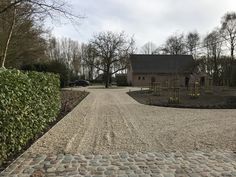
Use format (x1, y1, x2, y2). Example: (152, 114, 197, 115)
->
(189, 93, 200, 99)
(21, 63, 49, 72)
(116, 74, 128, 86)
(47, 61, 70, 87)
(168, 96, 180, 104)
(0, 69, 61, 164)
(21, 60, 71, 88)
(230, 65, 236, 86)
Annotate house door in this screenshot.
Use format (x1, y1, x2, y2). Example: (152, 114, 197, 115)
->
(185, 77, 189, 88)
(200, 77, 205, 86)
(151, 77, 155, 83)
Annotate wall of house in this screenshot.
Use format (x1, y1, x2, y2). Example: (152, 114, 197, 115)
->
(127, 66, 133, 85)
(132, 73, 189, 87)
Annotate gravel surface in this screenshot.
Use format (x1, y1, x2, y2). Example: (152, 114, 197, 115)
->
(27, 87, 236, 154)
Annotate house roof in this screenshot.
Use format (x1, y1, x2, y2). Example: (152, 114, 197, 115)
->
(129, 54, 195, 74)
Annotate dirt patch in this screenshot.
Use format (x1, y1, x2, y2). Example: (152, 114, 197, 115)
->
(128, 87, 236, 109)
(61, 90, 89, 116)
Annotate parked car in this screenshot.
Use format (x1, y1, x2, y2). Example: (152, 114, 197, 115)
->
(69, 80, 90, 87)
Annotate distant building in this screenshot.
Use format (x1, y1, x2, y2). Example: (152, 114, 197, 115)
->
(127, 54, 198, 87)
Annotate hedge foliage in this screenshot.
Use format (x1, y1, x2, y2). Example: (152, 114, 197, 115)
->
(21, 60, 71, 87)
(0, 69, 61, 164)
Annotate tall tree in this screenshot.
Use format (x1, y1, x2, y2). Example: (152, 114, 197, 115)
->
(203, 29, 223, 85)
(140, 42, 157, 54)
(47, 37, 81, 75)
(89, 31, 135, 88)
(0, 0, 78, 19)
(0, 0, 81, 68)
(163, 33, 186, 55)
(186, 31, 200, 59)
(0, 1, 48, 68)
(221, 12, 236, 60)
(81, 44, 96, 80)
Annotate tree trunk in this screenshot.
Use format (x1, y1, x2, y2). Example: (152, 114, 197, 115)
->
(105, 65, 110, 88)
(1, 8, 16, 68)
(231, 41, 234, 60)
(229, 43, 234, 85)
(89, 65, 94, 80)
(105, 72, 109, 88)
(212, 52, 219, 86)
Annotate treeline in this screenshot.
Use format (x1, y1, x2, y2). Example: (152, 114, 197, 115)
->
(0, 1, 134, 88)
(141, 12, 236, 86)
(1, 1, 236, 87)
(0, 0, 85, 87)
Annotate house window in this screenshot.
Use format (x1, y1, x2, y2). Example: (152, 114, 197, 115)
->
(138, 76, 141, 80)
(142, 76, 145, 80)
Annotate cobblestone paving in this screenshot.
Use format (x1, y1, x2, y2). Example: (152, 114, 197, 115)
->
(1, 151, 236, 177)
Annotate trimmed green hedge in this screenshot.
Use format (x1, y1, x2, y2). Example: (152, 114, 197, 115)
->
(0, 69, 61, 164)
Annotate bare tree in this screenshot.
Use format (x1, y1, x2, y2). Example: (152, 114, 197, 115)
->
(0, 1, 49, 68)
(0, 0, 79, 19)
(80, 43, 88, 78)
(70, 41, 81, 76)
(186, 31, 200, 59)
(203, 29, 223, 85)
(140, 42, 157, 54)
(47, 37, 81, 76)
(81, 44, 97, 80)
(89, 31, 135, 88)
(0, 0, 82, 68)
(162, 33, 186, 55)
(47, 37, 60, 61)
(221, 12, 236, 60)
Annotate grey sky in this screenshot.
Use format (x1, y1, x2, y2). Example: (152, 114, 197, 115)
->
(48, 0, 236, 48)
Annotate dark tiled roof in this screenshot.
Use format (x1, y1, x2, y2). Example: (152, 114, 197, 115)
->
(129, 54, 195, 74)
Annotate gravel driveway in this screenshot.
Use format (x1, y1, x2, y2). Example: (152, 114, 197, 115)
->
(28, 86, 236, 155)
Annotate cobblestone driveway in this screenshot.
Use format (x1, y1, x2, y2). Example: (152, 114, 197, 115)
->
(1, 151, 236, 177)
(1, 87, 236, 176)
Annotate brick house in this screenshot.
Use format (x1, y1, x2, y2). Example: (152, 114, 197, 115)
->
(127, 54, 197, 87)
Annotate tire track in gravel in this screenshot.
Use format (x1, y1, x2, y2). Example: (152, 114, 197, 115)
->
(78, 92, 123, 154)
(27, 93, 95, 154)
(74, 92, 117, 154)
(102, 92, 150, 152)
(112, 93, 150, 147)
(113, 92, 177, 151)
(73, 91, 150, 154)
(70, 92, 100, 154)
(64, 93, 98, 153)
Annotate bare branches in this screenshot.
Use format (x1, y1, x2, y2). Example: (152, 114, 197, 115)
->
(0, 0, 24, 14)
(221, 12, 236, 60)
(163, 33, 186, 55)
(186, 32, 200, 58)
(0, 0, 83, 21)
(140, 42, 157, 54)
(0, 0, 83, 69)
(89, 31, 135, 88)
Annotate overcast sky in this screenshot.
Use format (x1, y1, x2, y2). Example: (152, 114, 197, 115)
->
(48, 0, 236, 49)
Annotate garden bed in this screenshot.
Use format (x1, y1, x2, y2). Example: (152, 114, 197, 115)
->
(128, 87, 236, 109)
(0, 90, 88, 172)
